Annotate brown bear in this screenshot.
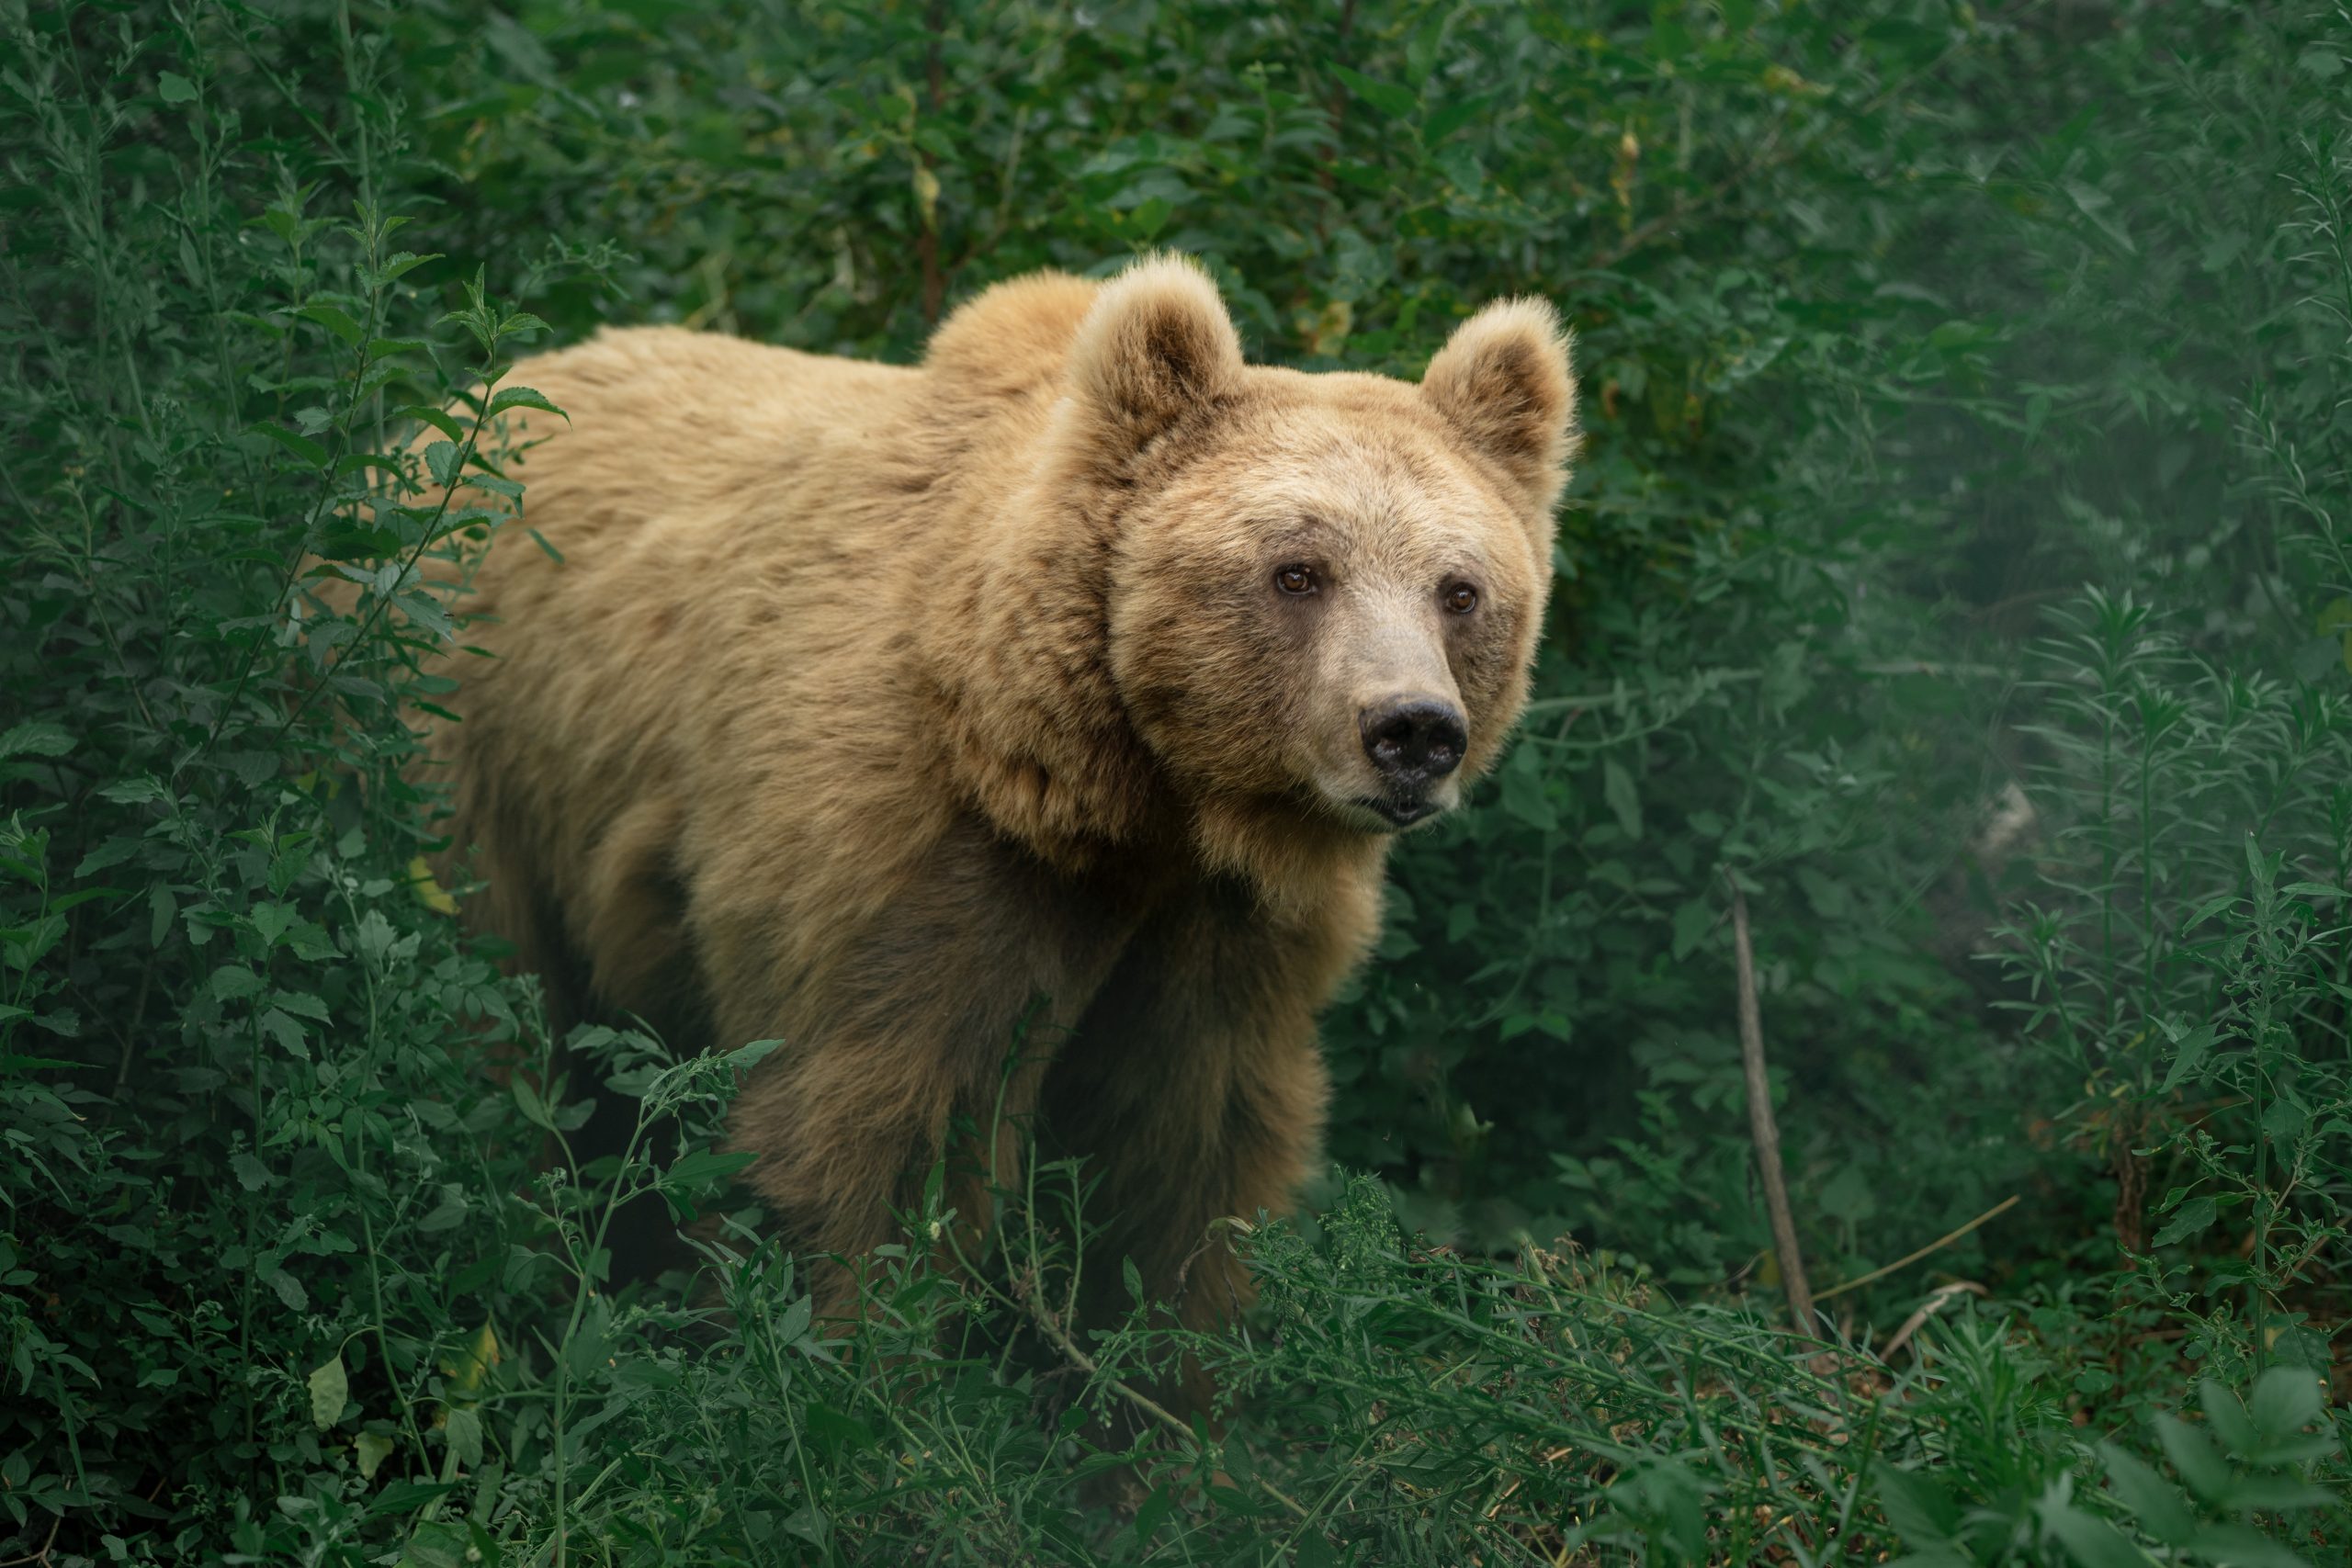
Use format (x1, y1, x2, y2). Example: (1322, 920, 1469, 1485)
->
(399, 254, 1575, 1337)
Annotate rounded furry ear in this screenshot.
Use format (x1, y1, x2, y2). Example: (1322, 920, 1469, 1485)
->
(1421, 299, 1577, 515)
(1066, 254, 1243, 454)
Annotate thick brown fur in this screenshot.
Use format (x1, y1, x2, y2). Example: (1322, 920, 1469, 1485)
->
(365, 256, 1576, 1345)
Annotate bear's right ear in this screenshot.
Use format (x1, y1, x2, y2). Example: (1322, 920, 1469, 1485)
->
(1065, 254, 1244, 457)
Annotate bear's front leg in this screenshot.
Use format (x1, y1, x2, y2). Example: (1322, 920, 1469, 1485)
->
(1042, 874, 1378, 1408)
(696, 816, 1141, 1311)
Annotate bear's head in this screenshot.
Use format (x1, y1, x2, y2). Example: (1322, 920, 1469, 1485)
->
(949, 255, 1576, 906)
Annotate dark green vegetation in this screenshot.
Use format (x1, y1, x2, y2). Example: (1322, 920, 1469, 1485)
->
(4, 0, 2349, 1561)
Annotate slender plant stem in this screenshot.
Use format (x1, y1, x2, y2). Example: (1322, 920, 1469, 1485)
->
(1727, 876, 1814, 1337)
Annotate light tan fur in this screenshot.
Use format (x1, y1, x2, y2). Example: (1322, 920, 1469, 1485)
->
(365, 255, 1575, 1339)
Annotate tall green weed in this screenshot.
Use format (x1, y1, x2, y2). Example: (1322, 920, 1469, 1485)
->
(2, 0, 2347, 1562)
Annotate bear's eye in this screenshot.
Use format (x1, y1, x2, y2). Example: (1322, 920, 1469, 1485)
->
(1274, 564, 1317, 596)
(1442, 582, 1479, 615)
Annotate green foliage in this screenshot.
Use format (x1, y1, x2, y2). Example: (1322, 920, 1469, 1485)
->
(3, 0, 2348, 1562)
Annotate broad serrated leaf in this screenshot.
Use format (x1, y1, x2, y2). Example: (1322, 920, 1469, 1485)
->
(2151, 1194, 2215, 1247)
(485, 385, 567, 420)
(380, 251, 443, 281)
(0, 723, 73, 759)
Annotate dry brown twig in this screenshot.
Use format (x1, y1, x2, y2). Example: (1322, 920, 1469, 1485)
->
(1880, 1281, 1988, 1360)
(0, 1513, 61, 1568)
(1813, 1194, 2021, 1305)
(1728, 874, 1815, 1336)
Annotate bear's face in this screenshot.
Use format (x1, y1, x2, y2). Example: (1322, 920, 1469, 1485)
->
(1064, 259, 1577, 843)
(1108, 400, 1550, 833)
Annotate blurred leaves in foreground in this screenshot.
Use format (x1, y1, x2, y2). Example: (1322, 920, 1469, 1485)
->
(3, 0, 2349, 1561)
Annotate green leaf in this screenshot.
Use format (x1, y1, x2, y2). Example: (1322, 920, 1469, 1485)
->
(2181, 1523, 2315, 1568)
(2201, 1377, 2260, 1457)
(2247, 1364, 2326, 1445)
(210, 964, 263, 1002)
(722, 1038, 782, 1073)
(1134, 1486, 1176, 1547)
(355, 1431, 396, 1481)
(157, 71, 198, 104)
(260, 1008, 309, 1060)
(2155, 1415, 2231, 1505)
(1602, 757, 1642, 840)
(2180, 891, 2240, 932)
(444, 1406, 483, 1469)
(270, 1269, 308, 1311)
(298, 302, 366, 346)
(1127, 195, 1171, 239)
(0, 722, 73, 759)
(1670, 897, 1713, 960)
(665, 1149, 757, 1191)
(775, 1295, 813, 1348)
(1499, 755, 1557, 831)
(2151, 1194, 2215, 1247)
(2096, 1442, 2197, 1545)
(512, 1076, 555, 1130)
(381, 251, 444, 281)
(1404, 11, 1445, 85)
(1331, 64, 1418, 119)
(395, 1519, 472, 1568)
(782, 1506, 830, 1548)
(485, 385, 568, 421)
(1423, 92, 1495, 146)
(398, 403, 467, 443)
(2158, 1022, 2217, 1093)
(1873, 1465, 1960, 1545)
(2219, 1472, 2332, 1511)
(804, 1402, 876, 1454)
(253, 421, 329, 468)
(2037, 1500, 2151, 1568)
(308, 1354, 348, 1430)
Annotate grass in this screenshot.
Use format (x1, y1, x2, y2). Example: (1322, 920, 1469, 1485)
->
(2, 0, 2349, 1562)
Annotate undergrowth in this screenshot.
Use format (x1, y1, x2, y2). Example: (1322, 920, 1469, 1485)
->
(3, 0, 2348, 1562)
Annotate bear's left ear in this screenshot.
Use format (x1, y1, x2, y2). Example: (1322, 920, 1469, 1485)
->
(1066, 254, 1244, 457)
(1421, 299, 1578, 516)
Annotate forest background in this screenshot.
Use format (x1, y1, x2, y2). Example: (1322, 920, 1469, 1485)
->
(4, 0, 2351, 1562)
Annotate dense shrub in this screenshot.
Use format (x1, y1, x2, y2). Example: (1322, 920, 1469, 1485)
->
(2, 0, 2346, 1562)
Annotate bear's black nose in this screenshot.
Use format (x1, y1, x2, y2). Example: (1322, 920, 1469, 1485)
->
(1360, 697, 1467, 784)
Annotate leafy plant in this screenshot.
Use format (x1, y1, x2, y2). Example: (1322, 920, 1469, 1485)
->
(4, 0, 2350, 1562)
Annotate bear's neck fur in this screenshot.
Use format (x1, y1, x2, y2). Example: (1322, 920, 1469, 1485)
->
(909, 272, 1391, 923)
